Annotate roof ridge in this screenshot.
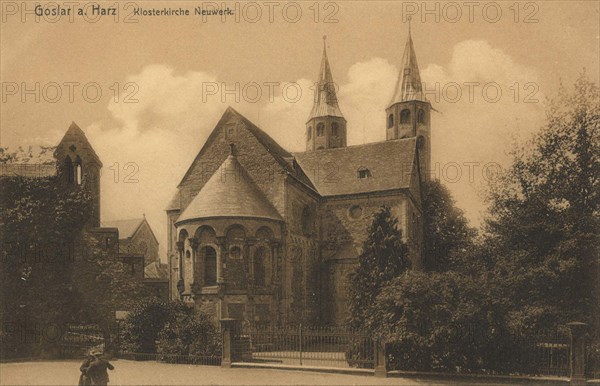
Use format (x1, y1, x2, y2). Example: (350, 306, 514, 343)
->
(292, 137, 416, 155)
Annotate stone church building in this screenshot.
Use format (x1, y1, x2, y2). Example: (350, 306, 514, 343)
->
(167, 31, 431, 326)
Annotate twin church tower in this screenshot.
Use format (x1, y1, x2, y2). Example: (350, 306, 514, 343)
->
(305, 31, 432, 179)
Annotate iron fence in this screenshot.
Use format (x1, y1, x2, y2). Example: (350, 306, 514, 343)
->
(534, 341, 569, 377)
(118, 352, 221, 366)
(59, 325, 105, 359)
(233, 324, 374, 369)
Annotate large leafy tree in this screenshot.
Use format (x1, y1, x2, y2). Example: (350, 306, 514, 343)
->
(485, 72, 600, 335)
(345, 74, 599, 375)
(422, 180, 477, 272)
(346, 207, 410, 331)
(372, 269, 519, 373)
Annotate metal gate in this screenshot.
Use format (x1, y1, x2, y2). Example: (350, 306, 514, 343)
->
(233, 324, 374, 369)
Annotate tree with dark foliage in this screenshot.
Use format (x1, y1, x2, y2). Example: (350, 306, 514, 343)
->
(422, 179, 477, 272)
(346, 74, 599, 374)
(0, 175, 91, 358)
(485, 72, 600, 336)
(346, 207, 410, 332)
(0, 174, 148, 358)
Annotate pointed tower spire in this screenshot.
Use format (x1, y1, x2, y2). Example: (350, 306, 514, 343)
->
(385, 21, 433, 181)
(308, 36, 344, 121)
(306, 36, 347, 151)
(389, 18, 426, 105)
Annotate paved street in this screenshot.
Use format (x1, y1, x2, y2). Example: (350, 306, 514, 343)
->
(0, 359, 527, 386)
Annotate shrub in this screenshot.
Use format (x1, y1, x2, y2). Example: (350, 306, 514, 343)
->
(118, 298, 188, 353)
(156, 309, 221, 359)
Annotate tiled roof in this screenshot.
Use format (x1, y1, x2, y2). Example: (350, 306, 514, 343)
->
(144, 262, 169, 280)
(293, 138, 417, 197)
(166, 191, 182, 211)
(176, 154, 283, 224)
(388, 31, 427, 105)
(55, 122, 102, 166)
(102, 218, 144, 239)
(307, 40, 344, 121)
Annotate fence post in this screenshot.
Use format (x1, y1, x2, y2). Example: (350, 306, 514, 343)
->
(567, 322, 587, 385)
(299, 324, 303, 366)
(374, 340, 387, 378)
(220, 318, 236, 368)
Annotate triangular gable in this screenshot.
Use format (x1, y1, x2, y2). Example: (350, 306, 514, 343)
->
(54, 122, 102, 167)
(177, 107, 292, 189)
(102, 217, 160, 246)
(136, 218, 160, 246)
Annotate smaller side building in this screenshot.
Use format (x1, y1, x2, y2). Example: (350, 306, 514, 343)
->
(144, 262, 170, 301)
(103, 217, 168, 299)
(103, 217, 160, 279)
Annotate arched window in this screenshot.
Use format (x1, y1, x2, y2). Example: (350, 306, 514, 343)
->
(331, 122, 339, 137)
(316, 123, 324, 137)
(255, 226, 273, 241)
(254, 247, 267, 287)
(64, 157, 74, 184)
(307, 126, 312, 140)
(226, 225, 246, 241)
(400, 109, 411, 124)
(417, 109, 426, 124)
(203, 246, 217, 286)
(388, 114, 394, 128)
(75, 156, 82, 185)
(195, 226, 216, 244)
(177, 229, 189, 281)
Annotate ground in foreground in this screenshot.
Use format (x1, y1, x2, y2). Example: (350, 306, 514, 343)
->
(0, 360, 564, 385)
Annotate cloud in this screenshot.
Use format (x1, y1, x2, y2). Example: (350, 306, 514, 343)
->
(260, 78, 314, 152)
(87, 65, 229, 260)
(420, 39, 545, 224)
(340, 57, 399, 145)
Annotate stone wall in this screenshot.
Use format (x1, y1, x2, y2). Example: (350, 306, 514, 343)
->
(319, 192, 413, 325)
(282, 179, 320, 325)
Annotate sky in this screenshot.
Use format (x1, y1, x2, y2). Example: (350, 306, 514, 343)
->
(1, 1, 599, 261)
